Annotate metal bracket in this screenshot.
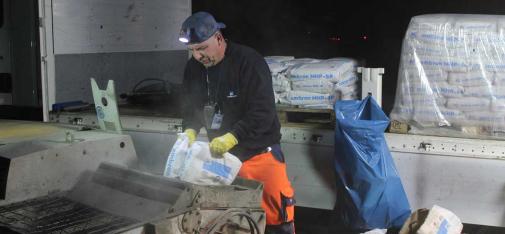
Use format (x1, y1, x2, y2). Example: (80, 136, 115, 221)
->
(90, 78, 122, 134)
(358, 67, 384, 107)
(387, 133, 505, 160)
(190, 191, 202, 207)
(419, 142, 432, 151)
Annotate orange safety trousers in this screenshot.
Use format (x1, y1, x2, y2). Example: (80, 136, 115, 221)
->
(238, 151, 295, 226)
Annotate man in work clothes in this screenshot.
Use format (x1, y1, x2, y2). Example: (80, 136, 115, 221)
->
(178, 11, 295, 234)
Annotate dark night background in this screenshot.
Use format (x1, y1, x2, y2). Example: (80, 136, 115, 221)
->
(193, 0, 505, 115)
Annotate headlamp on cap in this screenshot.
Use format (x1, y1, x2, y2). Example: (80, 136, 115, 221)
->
(178, 28, 190, 43)
(178, 12, 226, 45)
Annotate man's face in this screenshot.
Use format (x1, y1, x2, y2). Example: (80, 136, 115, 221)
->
(188, 34, 221, 67)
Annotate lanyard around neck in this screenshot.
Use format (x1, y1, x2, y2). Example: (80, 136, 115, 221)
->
(206, 66, 222, 106)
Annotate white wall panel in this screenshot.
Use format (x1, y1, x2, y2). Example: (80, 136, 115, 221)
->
(53, 0, 190, 54)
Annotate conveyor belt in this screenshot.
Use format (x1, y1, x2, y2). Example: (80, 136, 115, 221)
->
(0, 196, 138, 234)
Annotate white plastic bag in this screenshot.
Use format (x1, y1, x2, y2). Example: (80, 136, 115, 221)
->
(335, 86, 359, 100)
(164, 134, 242, 185)
(300, 104, 334, 109)
(417, 205, 463, 234)
(334, 73, 359, 88)
(288, 60, 356, 82)
(362, 229, 387, 234)
(291, 79, 334, 93)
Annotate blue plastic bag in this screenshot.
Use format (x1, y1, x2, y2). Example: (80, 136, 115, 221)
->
(334, 96, 411, 229)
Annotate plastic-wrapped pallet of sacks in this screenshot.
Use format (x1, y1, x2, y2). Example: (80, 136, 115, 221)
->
(265, 56, 294, 103)
(284, 58, 360, 109)
(390, 14, 505, 139)
(267, 62, 291, 93)
(268, 57, 322, 105)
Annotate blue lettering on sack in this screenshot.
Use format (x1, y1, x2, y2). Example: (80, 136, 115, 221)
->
(165, 139, 183, 175)
(291, 73, 335, 79)
(291, 94, 335, 101)
(338, 76, 358, 86)
(180, 147, 193, 174)
(203, 161, 231, 178)
(437, 219, 449, 234)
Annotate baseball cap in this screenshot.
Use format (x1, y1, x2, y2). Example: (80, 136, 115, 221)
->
(179, 12, 226, 44)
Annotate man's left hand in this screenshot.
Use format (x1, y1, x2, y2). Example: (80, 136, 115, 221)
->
(209, 133, 238, 155)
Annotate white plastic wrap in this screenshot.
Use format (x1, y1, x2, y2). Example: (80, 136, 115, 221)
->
(267, 62, 291, 75)
(272, 73, 291, 93)
(281, 58, 320, 67)
(266, 57, 361, 108)
(447, 71, 493, 86)
(446, 97, 490, 111)
(336, 86, 359, 100)
(291, 79, 335, 93)
(391, 14, 505, 139)
(264, 56, 295, 64)
(265, 56, 294, 102)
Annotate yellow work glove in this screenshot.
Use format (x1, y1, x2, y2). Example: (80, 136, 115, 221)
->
(209, 133, 238, 155)
(181, 128, 197, 145)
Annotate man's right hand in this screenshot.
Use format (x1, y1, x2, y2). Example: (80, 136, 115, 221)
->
(181, 128, 197, 145)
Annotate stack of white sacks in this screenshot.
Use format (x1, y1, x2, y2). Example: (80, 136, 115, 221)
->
(265, 56, 360, 109)
(391, 14, 505, 138)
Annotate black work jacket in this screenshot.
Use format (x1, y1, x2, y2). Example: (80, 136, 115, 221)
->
(182, 42, 281, 161)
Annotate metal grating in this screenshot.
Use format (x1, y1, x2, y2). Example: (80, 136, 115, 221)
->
(0, 196, 139, 234)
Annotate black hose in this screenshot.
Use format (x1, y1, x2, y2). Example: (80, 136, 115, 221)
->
(132, 78, 167, 93)
(203, 209, 262, 234)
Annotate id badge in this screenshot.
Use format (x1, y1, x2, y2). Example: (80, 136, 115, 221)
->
(210, 112, 223, 130)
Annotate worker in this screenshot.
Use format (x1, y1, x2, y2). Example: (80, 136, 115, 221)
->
(178, 12, 295, 234)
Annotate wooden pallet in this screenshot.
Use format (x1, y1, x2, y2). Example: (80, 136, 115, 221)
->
(388, 119, 409, 134)
(276, 105, 335, 126)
